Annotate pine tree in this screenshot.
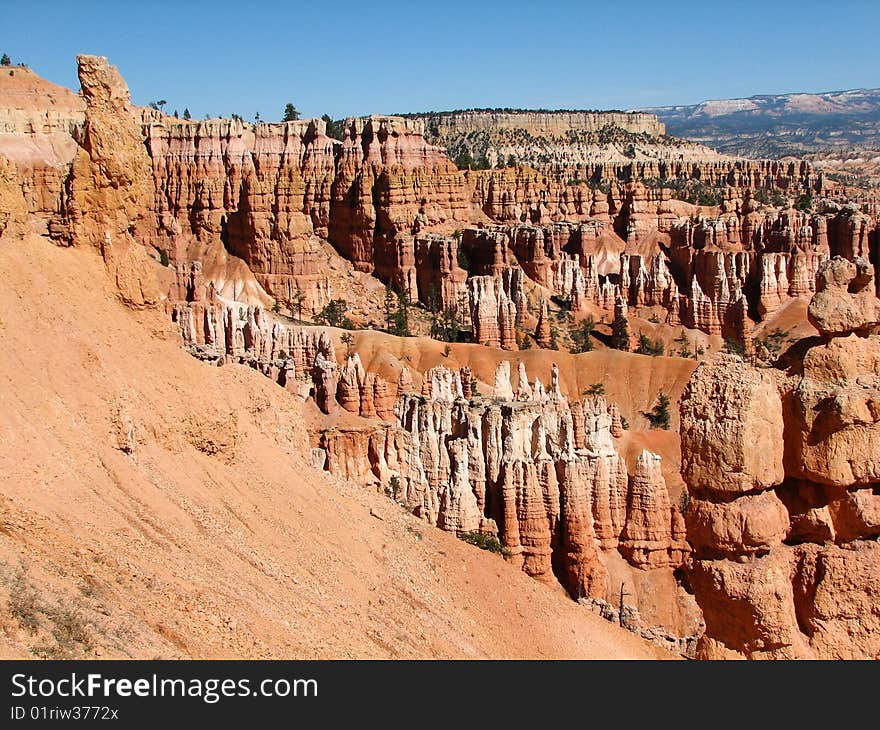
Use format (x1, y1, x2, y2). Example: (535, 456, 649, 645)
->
(283, 103, 300, 122)
(384, 286, 396, 333)
(635, 333, 664, 356)
(610, 312, 630, 351)
(321, 114, 343, 140)
(317, 299, 348, 327)
(1, 54, 11, 67)
(183, 108, 191, 120)
(395, 289, 411, 337)
(340, 332, 354, 358)
(570, 316, 594, 353)
(454, 151, 475, 170)
(584, 382, 605, 397)
(646, 391, 671, 430)
(289, 287, 305, 321)
(383, 286, 412, 337)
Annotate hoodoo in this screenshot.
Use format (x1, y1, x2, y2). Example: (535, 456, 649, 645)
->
(1, 39, 879, 663)
(680, 256, 880, 659)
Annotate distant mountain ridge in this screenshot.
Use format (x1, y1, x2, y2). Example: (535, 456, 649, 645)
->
(643, 88, 880, 158)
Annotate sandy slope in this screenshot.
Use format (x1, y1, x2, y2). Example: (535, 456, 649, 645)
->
(0, 235, 671, 659)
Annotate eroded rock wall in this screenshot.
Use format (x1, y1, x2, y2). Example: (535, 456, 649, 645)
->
(145, 117, 336, 311)
(679, 256, 880, 659)
(314, 361, 689, 606)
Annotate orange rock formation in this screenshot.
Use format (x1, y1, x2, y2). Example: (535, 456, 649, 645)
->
(680, 256, 880, 658)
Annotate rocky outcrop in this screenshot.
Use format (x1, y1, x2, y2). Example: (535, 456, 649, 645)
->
(145, 113, 475, 310)
(168, 261, 340, 410)
(313, 361, 688, 606)
(0, 156, 27, 239)
(470, 161, 820, 224)
(336, 353, 397, 419)
(492, 360, 515, 399)
(146, 117, 336, 312)
(420, 109, 666, 138)
(467, 274, 519, 349)
(68, 56, 153, 246)
(312, 352, 338, 415)
(679, 259, 880, 658)
(534, 299, 553, 348)
(414, 233, 469, 315)
(454, 200, 876, 344)
(0, 65, 84, 231)
(620, 450, 688, 568)
(66, 55, 161, 308)
(328, 116, 470, 273)
(681, 356, 785, 496)
(416, 110, 743, 171)
(807, 256, 880, 336)
(337, 354, 366, 413)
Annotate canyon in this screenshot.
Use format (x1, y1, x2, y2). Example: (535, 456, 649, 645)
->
(1, 53, 879, 659)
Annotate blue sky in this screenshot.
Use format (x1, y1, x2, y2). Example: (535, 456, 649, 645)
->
(4, 1, 879, 121)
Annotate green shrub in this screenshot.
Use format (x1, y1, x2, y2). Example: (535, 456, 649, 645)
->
(635, 333, 665, 356)
(454, 151, 475, 170)
(610, 312, 630, 351)
(645, 391, 671, 430)
(458, 531, 510, 557)
(385, 475, 402, 501)
(794, 193, 813, 211)
(8, 565, 40, 632)
(570, 316, 595, 353)
(317, 299, 349, 327)
(679, 490, 691, 514)
(723, 338, 745, 357)
(583, 382, 605, 397)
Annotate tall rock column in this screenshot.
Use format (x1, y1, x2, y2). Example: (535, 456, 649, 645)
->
(680, 256, 880, 658)
(468, 274, 518, 349)
(67, 55, 160, 308)
(679, 354, 794, 658)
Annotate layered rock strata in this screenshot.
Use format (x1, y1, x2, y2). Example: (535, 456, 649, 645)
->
(145, 116, 336, 312)
(0, 65, 85, 231)
(6, 59, 877, 340)
(467, 272, 521, 349)
(316, 361, 688, 603)
(328, 116, 470, 273)
(679, 256, 880, 659)
(168, 261, 343, 412)
(454, 195, 879, 342)
(469, 162, 822, 225)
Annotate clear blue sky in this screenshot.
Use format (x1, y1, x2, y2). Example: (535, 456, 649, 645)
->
(4, 0, 879, 121)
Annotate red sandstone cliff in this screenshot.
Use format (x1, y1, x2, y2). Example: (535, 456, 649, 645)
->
(2, 59, 876, 347)
(312, 360, 693, 636)
(679, 256, 880, 659)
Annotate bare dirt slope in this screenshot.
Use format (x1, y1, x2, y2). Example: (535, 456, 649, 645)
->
(0, 234, 671, 660)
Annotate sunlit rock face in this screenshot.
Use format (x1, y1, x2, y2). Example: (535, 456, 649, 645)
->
(680, 258, 880, 659)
